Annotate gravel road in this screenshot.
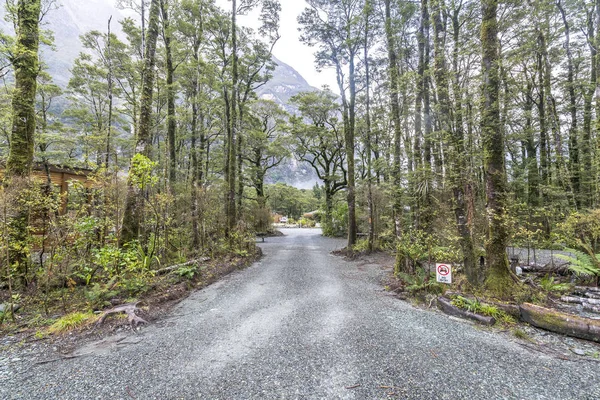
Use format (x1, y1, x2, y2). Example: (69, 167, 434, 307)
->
(2, 228, 600, 399)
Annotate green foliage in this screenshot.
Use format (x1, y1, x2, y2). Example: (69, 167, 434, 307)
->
(556, 249, 600, 277)
(266, 183, 319, 220)
(175, 264, 199, 280)
(450, 296, 514, 323)
(539, 276, 573, 294)
(129, 154, 159, 189)
(352, 238, 370, 252)
(397, 267, 443, 295)
(85, 279, 119, 309)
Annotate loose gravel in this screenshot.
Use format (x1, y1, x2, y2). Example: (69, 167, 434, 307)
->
(2, 228, 600, 399)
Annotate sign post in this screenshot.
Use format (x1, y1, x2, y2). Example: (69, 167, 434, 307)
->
(436, 263, 452, 284)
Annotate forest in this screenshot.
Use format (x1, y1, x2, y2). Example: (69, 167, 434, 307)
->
(1, 0, 600, 331)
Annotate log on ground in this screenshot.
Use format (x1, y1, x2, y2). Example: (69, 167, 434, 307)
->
(437, 297, 496, 326)
(519, 303, 600, 342)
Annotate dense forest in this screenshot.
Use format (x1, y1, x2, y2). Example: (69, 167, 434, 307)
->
(1, 0, 600, 326)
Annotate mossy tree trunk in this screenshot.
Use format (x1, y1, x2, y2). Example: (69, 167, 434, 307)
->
(121, 0, 160, 245)
(160, 0, 177, 189)
(433, 0, 477, 285)
(481, 0, 514, 296)
(384, 0, 403, 240)
(5, 0, 42, 286)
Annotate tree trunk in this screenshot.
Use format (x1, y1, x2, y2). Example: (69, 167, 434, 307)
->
(5, 0, 42, 286)
(582, 6, 597, 209)
(364, 0, 374, 252)
(524, 72, 540, 207)
(121, 0, 160, 245)
(160, 0, 177, 188)
(434, 0, 477, 285)
(226, 0, 239, 235)
(384, 0, 403, 239)
(347, 54, 357, 248)
(6, 0, 41, 177)
(481, 0, 514, 295)
(557, 1, 579, 208)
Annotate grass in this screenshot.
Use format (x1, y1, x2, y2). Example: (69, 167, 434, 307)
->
(451, 295, 517, 324)
(512, 328, 535, 342)
(48, 312, 98, 333)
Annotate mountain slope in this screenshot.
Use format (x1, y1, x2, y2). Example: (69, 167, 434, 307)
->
(256, 56, 319, 114)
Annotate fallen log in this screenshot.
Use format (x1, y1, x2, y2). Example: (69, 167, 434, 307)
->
(519, 303, 600, 343)
(575, 286, 600, 293)
(490, 302, 521, 319)
(155, 257, 210, 276)
(561, 296, 600, 305)
(582, 303, 600, 314)
(586, 292, 600, 300)
(96, 303, 148, 329)
(560, 296, 584, 304)
(521, 262, 570, 275)
(437, 297, 496, 326)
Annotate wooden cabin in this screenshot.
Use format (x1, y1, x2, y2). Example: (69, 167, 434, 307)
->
(1, 162, 95, 215)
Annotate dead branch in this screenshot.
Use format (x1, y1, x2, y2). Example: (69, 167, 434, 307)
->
(96, 303, 148, 329)
(155, 257, 210, 275)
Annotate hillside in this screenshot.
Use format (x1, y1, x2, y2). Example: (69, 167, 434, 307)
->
(256, 56, 319, 114)
(0, 0, 127, 87)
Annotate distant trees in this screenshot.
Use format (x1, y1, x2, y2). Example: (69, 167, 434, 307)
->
(290, 91, 347, 235)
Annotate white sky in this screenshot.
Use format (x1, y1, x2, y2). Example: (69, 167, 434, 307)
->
(214, 0, 338, 90)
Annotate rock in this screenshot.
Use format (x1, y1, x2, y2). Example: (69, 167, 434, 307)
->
(515, 266, 523, 276)
(570, 348, 586, 356)
(0, 303, 19, 314)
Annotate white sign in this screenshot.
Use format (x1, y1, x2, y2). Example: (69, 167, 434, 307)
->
(436, 263, 452, 284)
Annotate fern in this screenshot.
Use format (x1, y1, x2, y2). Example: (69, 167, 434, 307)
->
(539, 276, 572, 293)
(397, 268, 443, 294)
(556, 248, 600, 276)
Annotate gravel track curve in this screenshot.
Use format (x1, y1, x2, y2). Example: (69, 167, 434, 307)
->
(2, 228, 599, 399)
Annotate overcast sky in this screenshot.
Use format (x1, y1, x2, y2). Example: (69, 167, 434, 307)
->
(214, 0, 338, 90)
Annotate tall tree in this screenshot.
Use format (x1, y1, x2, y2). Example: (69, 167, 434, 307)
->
(481, 0, 513, 294)
(299, 0, 363, 248)
(121, 0, 161, 245)
(384, 0, 404, 239)
(6, 0, 41, 176)
(4, 0, 42, 286)
(290, 91, 347, 235)
(432, 0, 477, 284)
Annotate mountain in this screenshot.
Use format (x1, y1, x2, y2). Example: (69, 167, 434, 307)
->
(255, 56, 319, 114)
(0, 0, 127, 87)
(255, 57, 320, 188)
(42, 0, 126, 87)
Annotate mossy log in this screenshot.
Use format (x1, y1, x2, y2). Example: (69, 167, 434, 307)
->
(437, 297, 496, 326)
(519, 303, 600, 342)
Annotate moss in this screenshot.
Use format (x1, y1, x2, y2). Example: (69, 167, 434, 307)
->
(484, 269, 517, 300)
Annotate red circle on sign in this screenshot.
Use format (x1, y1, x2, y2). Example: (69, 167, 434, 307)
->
(437, 265, 450, 276)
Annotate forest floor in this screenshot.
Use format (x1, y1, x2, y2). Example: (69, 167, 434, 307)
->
(0, 249, 262, 355)
(1, 228, 599, 399)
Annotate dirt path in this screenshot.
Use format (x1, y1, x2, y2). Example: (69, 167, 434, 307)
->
(1, 229, 599, 399)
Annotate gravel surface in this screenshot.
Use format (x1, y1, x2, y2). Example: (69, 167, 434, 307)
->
(2, 228, 600, 399)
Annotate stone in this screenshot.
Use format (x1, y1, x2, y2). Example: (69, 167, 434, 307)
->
(570, 348, 586, 356)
